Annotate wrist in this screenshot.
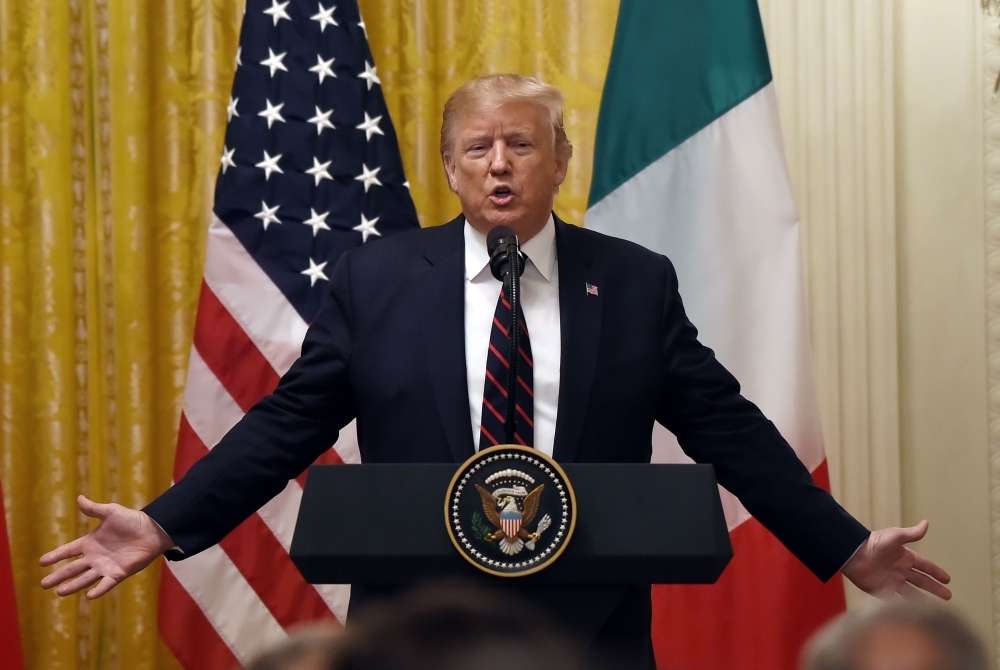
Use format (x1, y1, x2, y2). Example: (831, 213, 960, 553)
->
(143, 512, 178, 554)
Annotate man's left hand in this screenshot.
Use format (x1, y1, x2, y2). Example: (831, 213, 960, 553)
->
(841, 519, 951, 600)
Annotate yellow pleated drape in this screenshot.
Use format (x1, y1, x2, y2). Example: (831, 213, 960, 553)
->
(0, 1, 617, 667)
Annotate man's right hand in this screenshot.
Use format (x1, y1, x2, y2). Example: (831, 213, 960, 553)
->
(40, 495, 175, 599)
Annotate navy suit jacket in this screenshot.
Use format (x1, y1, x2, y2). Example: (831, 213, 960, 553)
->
(145, 214, 868, 660)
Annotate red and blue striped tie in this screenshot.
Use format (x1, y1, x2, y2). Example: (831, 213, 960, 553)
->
(479, 285, 534, 449)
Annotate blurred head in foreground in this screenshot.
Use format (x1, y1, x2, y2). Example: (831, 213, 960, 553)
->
(325, 584, 585, 670)
(802, 600, 988, 670)
(245, 623, 340, 670)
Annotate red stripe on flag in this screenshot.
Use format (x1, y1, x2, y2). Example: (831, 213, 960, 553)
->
(651, 461, 845, 670)
(174, 413, 205, 481)
(0, 479, 24, 670)
(220, 516, 337, 629)
(159, 565, 241, 670)
(193, 282, 281, 412)
(180, 429, 337, 628)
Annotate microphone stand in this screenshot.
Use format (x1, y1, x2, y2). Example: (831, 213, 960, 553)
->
(503, 240, 521, 444)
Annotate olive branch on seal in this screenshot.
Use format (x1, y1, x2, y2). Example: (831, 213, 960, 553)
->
(470, 511, 493, 543)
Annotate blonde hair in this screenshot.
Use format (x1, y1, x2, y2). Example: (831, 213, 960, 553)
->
(440, 74, 573, 162)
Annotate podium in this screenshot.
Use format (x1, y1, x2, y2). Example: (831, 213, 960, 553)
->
(290, 463, 732, 586)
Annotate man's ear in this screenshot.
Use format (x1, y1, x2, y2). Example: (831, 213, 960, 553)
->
(553, 154, 569, 193)
(442, 153, 459, 193)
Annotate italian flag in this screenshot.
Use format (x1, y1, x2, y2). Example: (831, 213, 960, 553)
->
(585, 1, 846, 668)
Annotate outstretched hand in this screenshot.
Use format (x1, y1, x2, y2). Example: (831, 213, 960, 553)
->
(40, 495, 175, 599)
(841, 520, 951, 601)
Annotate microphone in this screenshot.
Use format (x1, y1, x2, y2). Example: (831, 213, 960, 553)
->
(486, 226, 525, 282)
(485, 226, 524, 444)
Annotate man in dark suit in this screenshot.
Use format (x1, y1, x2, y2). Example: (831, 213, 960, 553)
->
(41, 74, 951, 667)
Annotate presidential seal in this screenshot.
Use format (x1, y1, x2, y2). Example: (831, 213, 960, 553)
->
(444, 445, 576, 577)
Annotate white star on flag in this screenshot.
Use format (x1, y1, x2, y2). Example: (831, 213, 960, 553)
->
(258, 99, 286, 128)
(235, 46, 242, 67)
(220, 146, 236, 174)
(263, 0, 291, 25)
(256, 151, 283, 180)
(403, 180, 410, 189)
(260, 48, 289, 77)
(227, 96, 239, 121)
(358, 61, 380, 90)
(301, 258, 329, 286)
(354, 163, 382, 192)
(302, 208, 331, 236)
(356, 112, 384, 141)
(353, 213, 381, 242)
(307, 106, 335, 135)
(309, 55, 336, 83)
(254, 201, 281, 230)
(357, 18, 367, 37)
(311, 3, 337, 31)
(305, 157, 333, 185)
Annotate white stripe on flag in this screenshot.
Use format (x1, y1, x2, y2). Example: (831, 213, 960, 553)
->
(204, 215, 309, 377)
(588, 85, 825, 530)
(166, 544, 287, 665)
(184, 346, 244, 448)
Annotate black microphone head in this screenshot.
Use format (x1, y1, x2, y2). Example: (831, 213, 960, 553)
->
(487, 226, 518, 282)
(486, 226, 515, 254)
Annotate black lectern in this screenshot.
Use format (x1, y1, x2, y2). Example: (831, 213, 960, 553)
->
(290, 463, 732, 586)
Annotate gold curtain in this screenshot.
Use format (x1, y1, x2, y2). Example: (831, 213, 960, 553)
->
(0, 0, 616, 667)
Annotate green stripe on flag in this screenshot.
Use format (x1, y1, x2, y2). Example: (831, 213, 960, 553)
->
(588, 0, 772, 207)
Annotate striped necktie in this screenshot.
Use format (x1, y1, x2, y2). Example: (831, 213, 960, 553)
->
(479, 285, 534, 449)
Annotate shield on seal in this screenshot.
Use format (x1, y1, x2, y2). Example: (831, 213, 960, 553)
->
(499, 503, 521, 538)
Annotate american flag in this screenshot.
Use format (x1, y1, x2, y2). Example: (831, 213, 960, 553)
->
(157, 1, 419, 667)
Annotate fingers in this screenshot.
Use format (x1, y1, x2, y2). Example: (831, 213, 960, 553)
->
(77, 495, 114, 521)
(39, 538, 84, 567)
(891, 519, 929, 545)
(906, 568, 952, 601)
(911, 551, 951, 585)
(55, 567, 102, 597)
(87, 575, 121, 600)
(40, 557, 92, 590)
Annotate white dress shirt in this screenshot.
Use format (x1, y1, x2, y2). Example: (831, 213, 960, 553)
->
(464, 215, 561, 456)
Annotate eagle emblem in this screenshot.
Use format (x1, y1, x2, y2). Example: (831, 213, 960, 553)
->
(475, 482, 552, 556)
(445, 445, 576, 577)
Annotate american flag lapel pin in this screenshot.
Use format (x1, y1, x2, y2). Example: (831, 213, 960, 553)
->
(585, 282, 599, 297)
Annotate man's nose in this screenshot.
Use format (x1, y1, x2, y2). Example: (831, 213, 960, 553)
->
(488, 141, 510, 175)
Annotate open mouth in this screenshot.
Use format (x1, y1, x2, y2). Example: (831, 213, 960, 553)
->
(490, 186, 514, 205)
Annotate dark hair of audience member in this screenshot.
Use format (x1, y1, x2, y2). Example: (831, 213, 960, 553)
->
(802, 600, 989, 670)
(325, 584, 585, 670)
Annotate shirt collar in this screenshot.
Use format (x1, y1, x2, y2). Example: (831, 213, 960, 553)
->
(464, 213, 557, 283)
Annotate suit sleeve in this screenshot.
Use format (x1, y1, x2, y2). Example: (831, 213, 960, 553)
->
(143, 255, 359, 559)
(653, 259, 869, 581)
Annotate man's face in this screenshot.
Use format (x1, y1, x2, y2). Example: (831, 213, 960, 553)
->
(443, 100, 568, 242)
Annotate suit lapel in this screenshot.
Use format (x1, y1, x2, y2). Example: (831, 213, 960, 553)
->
(552, 216, 604, 463)
(416, 215, 476, 463)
